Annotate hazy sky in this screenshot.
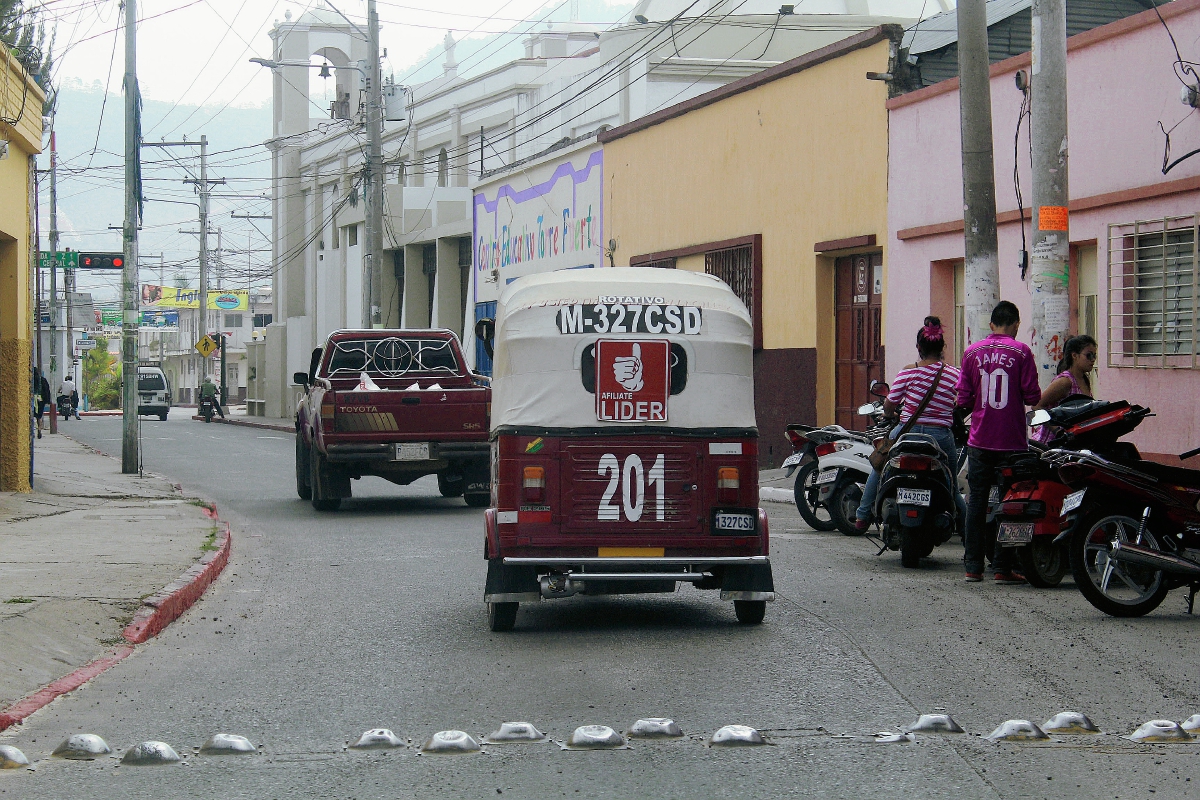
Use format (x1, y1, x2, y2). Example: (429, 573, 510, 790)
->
(47, 0, 631, 110)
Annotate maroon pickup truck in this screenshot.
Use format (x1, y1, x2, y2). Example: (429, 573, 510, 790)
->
(294, 329, 491, 511)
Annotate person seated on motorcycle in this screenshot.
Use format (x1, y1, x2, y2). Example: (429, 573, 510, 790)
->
(1030, 334, 1096, 444)
(199, 376, 225, 419)
(854, 316, 966, 532)
(59, 376, 81, 420)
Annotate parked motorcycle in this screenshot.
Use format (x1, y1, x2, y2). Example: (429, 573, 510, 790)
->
(1049, 443, 1200, 617)
(991, 399, 1150, 587)
(783, 400, 888, 533)
(199, 396, 215, 423)
(873, 430, 959, 567)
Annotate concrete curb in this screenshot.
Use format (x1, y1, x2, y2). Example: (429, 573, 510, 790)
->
(190, 415, 294, 434)
(0, 502, 233, 732)
(761, 487, 795, 504)
(78, 410, 122, 417)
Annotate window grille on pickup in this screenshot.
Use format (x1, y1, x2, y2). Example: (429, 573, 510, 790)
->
(326, 337, 459, 377)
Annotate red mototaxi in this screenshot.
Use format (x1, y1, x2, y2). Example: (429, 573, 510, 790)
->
(480, 268, 774, 630)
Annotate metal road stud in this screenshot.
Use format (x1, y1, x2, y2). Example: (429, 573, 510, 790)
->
(0, 745, 30, 769)
(484, 722, 546, 744)
(1128, 720, 1193, 743)
(349, 729, 406, 749)
(565, 725, 627, 749)
(199, 733, 256, 755)
(1042, 712, 1100, 734)
(902, 714, 965, 734)
(51, 734, 112, 760)
(627, 718, 683, 739)
(873, 732, 915, 744)
(120, 741, 182, 765)
(419, 730, 482, 754)
(986, 720, 1050, 742)
(1182, 714, 1200, 733)
(708, 725, 766, 747)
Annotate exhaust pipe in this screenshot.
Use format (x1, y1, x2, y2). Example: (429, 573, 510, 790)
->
(540, 574, 583, 598)
(1110, 541, 1200, 578)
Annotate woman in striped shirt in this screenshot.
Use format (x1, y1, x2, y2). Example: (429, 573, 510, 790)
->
(854, 316, 966, 532)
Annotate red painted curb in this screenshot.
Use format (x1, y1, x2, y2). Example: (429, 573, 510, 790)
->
(0, 645, 135, 731)
(0, 503, 233, 732)
(190, 415, 294, 434)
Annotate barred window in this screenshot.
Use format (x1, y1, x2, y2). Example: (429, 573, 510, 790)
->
(1108, 216, 1200, 368)
(704, 245, 754, 320)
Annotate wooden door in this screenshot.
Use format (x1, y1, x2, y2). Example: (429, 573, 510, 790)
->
(835, 253, 883, 429)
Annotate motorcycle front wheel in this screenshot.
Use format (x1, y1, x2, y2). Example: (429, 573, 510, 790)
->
(1069, 511, 1169, 617)
(829, 480, 865, 536)
(794, 461, 836, 532)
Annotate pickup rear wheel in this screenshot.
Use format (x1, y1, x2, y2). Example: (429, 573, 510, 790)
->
(310, 442, 341, 511)
(463, 462, 491, 507)
(438, 471, 464, 498)
(295, 434, 312, 500)
(734, 600, 766, 625)
(487, 601, 518, 632)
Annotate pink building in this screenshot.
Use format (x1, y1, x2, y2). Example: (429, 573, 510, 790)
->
(887, 0, 1200, 460)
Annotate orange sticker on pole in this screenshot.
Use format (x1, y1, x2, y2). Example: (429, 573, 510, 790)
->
(1038, 205, 1069, 231)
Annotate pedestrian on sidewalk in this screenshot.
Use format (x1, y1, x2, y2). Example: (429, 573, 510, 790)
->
(33, 368, 51, 437)
(854, 316, 965, 531)
(955, 301, 1041, 585)
(200, 376, 225, 419)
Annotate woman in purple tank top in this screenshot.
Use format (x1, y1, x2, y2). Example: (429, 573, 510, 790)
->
(1031, 335, 1097, 444)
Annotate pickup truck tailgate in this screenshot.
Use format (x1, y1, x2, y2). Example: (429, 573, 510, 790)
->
(333, 388, 488, 439)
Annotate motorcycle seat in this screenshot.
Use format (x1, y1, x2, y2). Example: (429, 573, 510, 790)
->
(891, 433, 947, 461)
(1132, 459, 1200, 487)
(1047, 398, 1128, 426)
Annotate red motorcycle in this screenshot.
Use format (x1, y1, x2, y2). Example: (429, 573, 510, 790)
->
(1050, 438, 1200, 617)
(991, 399, 1149, 587)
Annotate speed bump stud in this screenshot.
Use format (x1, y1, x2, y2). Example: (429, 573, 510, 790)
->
(902, 714, 964, 734)
(51, 734, 111, 760)
(1181, 714, 1200, 733)
(986, 720, 1050, 742)
(627, 718, 683, 739)
(199, 733, 257, 755)
(1042, 712, 1100, 734)
(349, 729, 406, 749)
(484, 722, 546, 744)
(1128, 720, 1192, 743)
(708, 725, 766, 747)
(873, 732, 914, 744)
(419, 730, 482, 754)
(0, 745, 30, 769)
(563, 725, 627, 750)
(120, 741, 182, 765)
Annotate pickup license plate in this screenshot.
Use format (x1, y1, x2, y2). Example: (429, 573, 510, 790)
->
(815, 468, 839, 484)
(1061, 489, 1085, 514)
(715, 513, 755, 532)
(896, 488, 931, 506)
(997, 522, 1035, 545)
(393, 442, 430, 461)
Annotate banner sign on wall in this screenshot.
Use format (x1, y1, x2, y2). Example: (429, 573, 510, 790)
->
(141, 284, 248, 310)
(140, 310, 180, 329)
(472, 146, 604, 306)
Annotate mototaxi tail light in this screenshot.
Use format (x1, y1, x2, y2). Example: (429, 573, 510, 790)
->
(523, 465, 546, 502)
(896, 455, 933, 471)
(717, 467, 740, 504)
(786, 429, 808, 448)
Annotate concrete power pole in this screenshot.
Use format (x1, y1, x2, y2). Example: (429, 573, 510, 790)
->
(1029, 0, 1070, 386)
(48, 123, 59, 434)
(363, 0, 385, 328)
(120, 0, 140, 473)
(197, 135, 210, 380)
(956, 0, 1000, 347)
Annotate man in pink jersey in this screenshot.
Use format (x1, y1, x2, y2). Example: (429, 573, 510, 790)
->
(955, 301, 1041, 584)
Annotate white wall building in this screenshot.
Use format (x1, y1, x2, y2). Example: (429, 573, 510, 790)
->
(259, 1, 935, 417)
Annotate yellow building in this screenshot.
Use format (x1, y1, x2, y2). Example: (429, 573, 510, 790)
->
(599, 26, 900, 464)
(0, 48, 45, 491)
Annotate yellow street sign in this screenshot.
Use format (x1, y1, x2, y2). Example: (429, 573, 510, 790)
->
(194, 334, 217, 358)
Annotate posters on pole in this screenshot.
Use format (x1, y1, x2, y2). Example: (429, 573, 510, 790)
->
(141, 284, 248, 310)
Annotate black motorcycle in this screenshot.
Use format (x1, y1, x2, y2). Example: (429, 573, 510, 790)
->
(56, 394, 73, 422)
(199, 396, 215, 423)
(872, 432, 959, 567)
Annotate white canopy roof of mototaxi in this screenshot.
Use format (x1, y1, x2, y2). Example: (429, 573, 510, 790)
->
(490, 268, 756, 432)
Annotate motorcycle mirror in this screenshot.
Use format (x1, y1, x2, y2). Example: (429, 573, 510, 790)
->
(474, 317, 496, 359)
(869, 380, 889, 398)
(856, 403, 876, 415)
(1028, 409, 1051, 427)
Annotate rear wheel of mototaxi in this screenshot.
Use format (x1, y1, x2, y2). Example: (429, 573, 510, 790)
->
(794, 461, 837, 532)
(488, 601, 519, 632)
(1069, 509, 1169, 617)
(1018, 538, 1069, 588)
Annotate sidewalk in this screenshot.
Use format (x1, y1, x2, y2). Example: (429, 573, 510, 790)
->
(0, 434, 229, 725)
(760, 467, 796, 504)
(189, 405, 293, 433)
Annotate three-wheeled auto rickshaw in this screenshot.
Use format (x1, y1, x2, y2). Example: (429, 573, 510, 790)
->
(480, 268, 774, 631)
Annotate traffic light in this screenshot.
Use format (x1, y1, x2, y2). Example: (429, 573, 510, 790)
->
(79, 252, 125, 269)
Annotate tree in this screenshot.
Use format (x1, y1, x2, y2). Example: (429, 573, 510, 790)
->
(82, 336, 121, 410)
(1, 1, 56, 114)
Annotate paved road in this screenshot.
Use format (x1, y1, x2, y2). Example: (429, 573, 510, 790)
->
(2, 416, 1198, 798)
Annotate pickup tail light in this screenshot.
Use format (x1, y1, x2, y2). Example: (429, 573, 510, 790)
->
(523, 465, 545, 502)
(320, 392, 336, 423)
(717, 467, 740, 504)
(896, 454, 932, 471)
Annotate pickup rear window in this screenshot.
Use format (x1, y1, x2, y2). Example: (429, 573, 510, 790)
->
(325, 336, 461, 377)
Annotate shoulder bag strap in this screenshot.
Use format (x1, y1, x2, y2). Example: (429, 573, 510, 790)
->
(892, 363, 945, 442)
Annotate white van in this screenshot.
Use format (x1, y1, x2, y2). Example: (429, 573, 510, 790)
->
(137, 366, 172, 420)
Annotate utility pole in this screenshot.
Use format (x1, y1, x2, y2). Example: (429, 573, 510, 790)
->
(120, 0, 140, 473)
(65, 249, 73, 386)
(956, 0, 1000, 347)
(1029, 0, 1071, 386)
(48, 123, 59, 434)
(363, 0, 385, 328)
